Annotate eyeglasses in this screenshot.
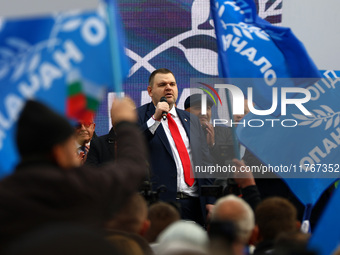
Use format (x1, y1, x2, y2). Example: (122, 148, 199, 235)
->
(76, 122, 94, 129)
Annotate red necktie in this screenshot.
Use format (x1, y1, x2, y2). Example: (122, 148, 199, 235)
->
(167, 113, 194, 186)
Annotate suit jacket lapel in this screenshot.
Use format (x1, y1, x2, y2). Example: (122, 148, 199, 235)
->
(146, 103, 173, 158)
(176, 109, 191, 141)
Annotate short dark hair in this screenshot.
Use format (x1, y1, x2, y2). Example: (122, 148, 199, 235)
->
(148, 68, 174, 87)
(255, 197, 297, 241)
(144, 202, 180, 242)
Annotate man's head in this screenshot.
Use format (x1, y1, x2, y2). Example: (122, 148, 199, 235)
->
(16, 100, 79, 169)
(106, 193, 150, 237)
(75, 119, 95, 146)
(255, 197, 299, 242)
(211, 195, 254, 244)
(144, 202, 180, 243)
(184, 94, 214, 125)
(147, 68, 178, 109)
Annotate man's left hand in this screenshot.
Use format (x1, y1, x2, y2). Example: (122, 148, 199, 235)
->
(204, 122, 215, 148)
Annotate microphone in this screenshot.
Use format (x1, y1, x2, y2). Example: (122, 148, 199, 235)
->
(160, 97, 168, 120)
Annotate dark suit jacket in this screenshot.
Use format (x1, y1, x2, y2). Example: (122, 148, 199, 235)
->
(86, 128, 116, 166)
(0, 122, 146, 250)
(137, 103, 215, 215)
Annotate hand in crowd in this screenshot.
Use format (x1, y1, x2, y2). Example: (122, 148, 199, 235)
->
(232, 158, 256, 188)
(77, 151, 88, 165)
(153, 101, 169, 121)
(204, 122, 215, 148)
(111, 97, 137, 125)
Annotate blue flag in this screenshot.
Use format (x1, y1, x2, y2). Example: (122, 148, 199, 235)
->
(0, 2, 129, 178)
(104, 0, 130, 93)
(309, 185, 340, 255)
(236, 70, 340, 214)
(210, 0, 321, 111)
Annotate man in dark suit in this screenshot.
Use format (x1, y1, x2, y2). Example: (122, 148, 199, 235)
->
(137, 68, 215, 225)
(86, 98, 137, 166)
(85, 128, 115, 166)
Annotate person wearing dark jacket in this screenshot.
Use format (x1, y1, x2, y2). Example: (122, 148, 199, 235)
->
(137, 68, 215, 225)
(0, 98, 147, 252)
(86, 127, 116, 166)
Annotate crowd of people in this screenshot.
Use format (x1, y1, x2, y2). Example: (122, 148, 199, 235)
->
(0, 68, 333, 254)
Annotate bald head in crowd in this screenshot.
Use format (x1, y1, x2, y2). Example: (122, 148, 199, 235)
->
(106, 193, 150, 237)
(211, 195, 254, 243)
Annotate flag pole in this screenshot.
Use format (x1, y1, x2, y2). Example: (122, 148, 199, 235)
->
(105, 0, 123, 96)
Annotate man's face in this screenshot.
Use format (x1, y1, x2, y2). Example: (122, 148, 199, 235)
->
(75, 122, 95, 145)
(147, 73, 178, 108)
(186, 104, 212, 126)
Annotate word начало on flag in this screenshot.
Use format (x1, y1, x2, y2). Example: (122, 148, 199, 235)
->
(236, 71, 340, 219)
(0, 1, 129, 178)
(210, 0, 321, 112)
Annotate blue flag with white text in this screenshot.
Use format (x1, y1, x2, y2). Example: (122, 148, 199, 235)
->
(236, 70, 340, 211)
(0, 2, 129, 178)
(210, 0, 321, 112)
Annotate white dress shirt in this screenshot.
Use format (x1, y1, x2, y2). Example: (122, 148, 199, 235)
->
(147, 106, 198, 197)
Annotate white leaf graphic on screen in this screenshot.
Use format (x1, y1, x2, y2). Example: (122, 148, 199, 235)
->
(258, 0, 283, 24)
(125, 0, 281, 77)
(191, 0, 210, 29)
(180, 45, 218, 76)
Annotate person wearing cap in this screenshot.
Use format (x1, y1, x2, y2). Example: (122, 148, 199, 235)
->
(184, 94, 236, 167)
(137, 68, 215, 226)
(0, 97, 147, 251)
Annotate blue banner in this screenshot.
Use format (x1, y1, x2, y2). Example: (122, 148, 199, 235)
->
(236, 71, 340, 208)
(0, 3, 129, 178)
(210, 0, 321, 112)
